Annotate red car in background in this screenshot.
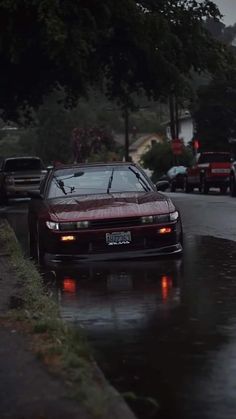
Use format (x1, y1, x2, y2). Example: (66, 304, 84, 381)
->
(184, 152, 231, 194)
(28, 162, 183, 266)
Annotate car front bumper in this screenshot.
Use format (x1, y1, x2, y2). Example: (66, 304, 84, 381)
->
(44, 242, 183, 266)
(6, 184, 41, 197)
(205, 176, 229, 187)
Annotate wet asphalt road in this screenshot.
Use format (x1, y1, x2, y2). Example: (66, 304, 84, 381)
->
(3, 191, 236, 419)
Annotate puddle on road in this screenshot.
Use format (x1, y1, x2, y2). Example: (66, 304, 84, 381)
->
(43, 235, 236, 419)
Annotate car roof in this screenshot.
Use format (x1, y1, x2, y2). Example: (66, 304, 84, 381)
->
(53, 162, 140, 172)
(3, 156, 42, 160)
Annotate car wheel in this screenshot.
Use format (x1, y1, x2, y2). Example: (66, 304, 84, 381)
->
(200, 177, 209, 194)
(36, 224, 45, 266)
(184, 177, 192, 193)
(230, 174, 236, 197)
(29, 230, 37, 260)
(0, 189, 8, 205)
(170, 182, 176, 192)
(220, 186, 227, 194)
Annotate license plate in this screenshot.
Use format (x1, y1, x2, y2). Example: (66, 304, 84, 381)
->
(106, 231, 131, 246)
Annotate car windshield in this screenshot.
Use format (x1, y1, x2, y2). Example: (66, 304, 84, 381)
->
(198, 153, 230, 164)
(47, 165, 152, 198)
(167, 166, 186, 178)
(4, 158, 44, 172)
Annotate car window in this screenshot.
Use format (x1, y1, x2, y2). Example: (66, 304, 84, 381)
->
(47, 166, 152, 198)
(3, 158, 44, 172)
(198, 153, 230, 164)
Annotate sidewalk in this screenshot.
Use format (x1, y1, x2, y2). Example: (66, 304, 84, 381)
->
(0, 220, 137, 419)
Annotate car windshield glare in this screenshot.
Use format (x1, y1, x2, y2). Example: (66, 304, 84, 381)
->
(4, 158, 44, 171)
(48, 166, 151, 198)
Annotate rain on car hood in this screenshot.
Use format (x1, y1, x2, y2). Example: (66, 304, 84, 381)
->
(47, 192, 175, 222)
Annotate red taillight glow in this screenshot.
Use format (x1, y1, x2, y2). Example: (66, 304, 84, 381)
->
(161, 275, 173, 301)
(63, 277, 76, 293)
(60, 235, 76, 242)
(158, 227, 172, 234)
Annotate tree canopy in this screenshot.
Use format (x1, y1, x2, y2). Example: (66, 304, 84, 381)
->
(193, 16, 236, 151)
(0, 0, 229, 120)
(193, 72, 236, 151)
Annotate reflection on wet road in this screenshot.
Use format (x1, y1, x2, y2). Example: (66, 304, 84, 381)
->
(50, 237, 236, 419)
(4, 198, 236, 419)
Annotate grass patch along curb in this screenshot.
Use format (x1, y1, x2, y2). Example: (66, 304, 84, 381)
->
(0, 219, 137, 419)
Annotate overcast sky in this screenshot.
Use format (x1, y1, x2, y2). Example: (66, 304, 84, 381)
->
(214, 0, 236, 26)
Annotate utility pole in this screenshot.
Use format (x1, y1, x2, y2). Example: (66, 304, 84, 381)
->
(169, 93, 179, 165)
(124, 106, 129, 162)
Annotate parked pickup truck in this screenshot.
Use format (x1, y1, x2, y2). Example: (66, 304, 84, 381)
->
(184, 152, 231, 194)
(0, 156, 47, 204)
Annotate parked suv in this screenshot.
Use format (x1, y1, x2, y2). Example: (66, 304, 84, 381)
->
(184, 152, 231, 194)
(0, 156, 46, 204)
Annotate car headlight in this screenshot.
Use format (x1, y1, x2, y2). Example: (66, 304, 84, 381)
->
(77, 221, 90, 229)
(46, 221, 60, 230)
(141, 215, 154, 224)
(169, 211, 179, 221)
(5, 176, 15, 185)
(60, 221, 90, 229)
(48, 221, 91, 231)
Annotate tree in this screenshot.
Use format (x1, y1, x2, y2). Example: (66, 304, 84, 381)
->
(141, 141, 193, 182)
(192, 16, 236, 152)
(18, 89, 121, 164)
(71, 127, 116, 163)
(193, 73, 236, 151)
(0, 0, 111, 119)
(0, 0, 230, 122)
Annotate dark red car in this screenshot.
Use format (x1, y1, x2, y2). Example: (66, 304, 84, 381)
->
(28, 162, 183, 265)
(184, 152, 231, 194)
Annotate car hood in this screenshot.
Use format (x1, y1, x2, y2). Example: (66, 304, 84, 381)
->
(47, 192, 175, 222)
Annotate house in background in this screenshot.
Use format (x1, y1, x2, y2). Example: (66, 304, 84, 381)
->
(164, 111, 194, 146)
(129, 133, 163, 164)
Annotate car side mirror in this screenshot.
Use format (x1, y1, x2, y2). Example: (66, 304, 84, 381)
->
(28, 190, 43, 199)
(46, 165, 53, 171)
(156, 180, 169, 191)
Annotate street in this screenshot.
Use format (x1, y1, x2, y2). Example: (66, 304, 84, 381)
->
(3, 191, 236, 419)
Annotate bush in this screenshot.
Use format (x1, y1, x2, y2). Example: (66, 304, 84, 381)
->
(141, 141, 193, 182)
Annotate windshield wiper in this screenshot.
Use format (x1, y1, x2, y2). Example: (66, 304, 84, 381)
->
(53, 177, 67, 195)
(128, 166, 151, 192)
(107, 168, 114, 194)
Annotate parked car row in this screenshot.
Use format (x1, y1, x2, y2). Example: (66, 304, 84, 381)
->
(162, 151, 234, 195)
(6, 150, 235, 267)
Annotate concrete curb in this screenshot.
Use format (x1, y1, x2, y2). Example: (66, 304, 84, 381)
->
(0, 218, 137, 419)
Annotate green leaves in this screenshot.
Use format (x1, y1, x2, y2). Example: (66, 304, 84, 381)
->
(0, 0, 231, 121)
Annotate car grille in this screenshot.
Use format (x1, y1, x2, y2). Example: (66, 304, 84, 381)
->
(90, 217, 142, 229)
(14, 177, 41, 186)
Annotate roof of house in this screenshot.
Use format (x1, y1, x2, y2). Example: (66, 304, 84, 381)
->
(129, 133, 162, 152)
(162, 111, 192, 126)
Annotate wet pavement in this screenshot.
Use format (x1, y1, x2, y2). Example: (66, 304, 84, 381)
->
(3, 196, 236, 419)
(48, 236, 236, 419)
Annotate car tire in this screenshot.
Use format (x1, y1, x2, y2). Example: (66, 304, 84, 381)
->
(36, 224, 45, 266)
(230, 174, 236, 197)
(184, 177, 192, 193)
(29, 230, 37, 260)
(200, 177, 209, 194)
(0, 189, 8, 205)
(220, 186, 227, 195)
(170, 182, 176, 192)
